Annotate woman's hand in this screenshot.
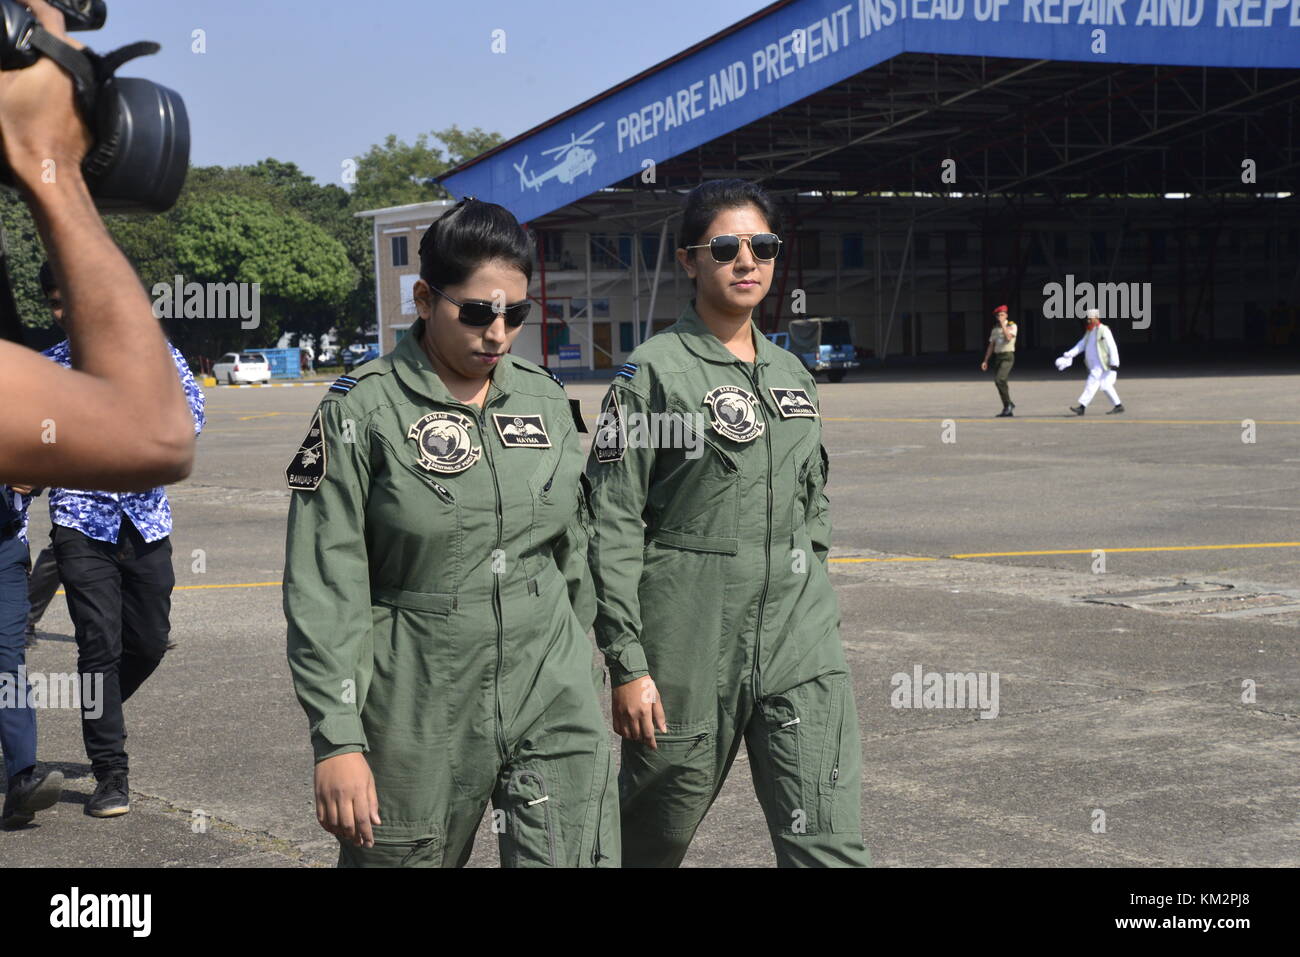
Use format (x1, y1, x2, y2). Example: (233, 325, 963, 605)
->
(612, 675, 667, 749)
(980, 360, 988, 372)
(314, 751, 381, 847)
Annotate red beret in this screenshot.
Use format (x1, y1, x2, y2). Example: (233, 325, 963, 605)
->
(993, 304, 1008, 314)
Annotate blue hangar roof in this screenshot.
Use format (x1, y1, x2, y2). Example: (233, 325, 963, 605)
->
(439, 0, 1300, 222)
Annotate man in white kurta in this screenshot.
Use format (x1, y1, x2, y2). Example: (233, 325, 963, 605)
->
(1055, 309, 1124, 415)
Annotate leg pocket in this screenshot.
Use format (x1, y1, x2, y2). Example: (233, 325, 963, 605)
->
(752, 673, 857, 836)
(337, 819, 444, 868)
(618, 729, 716, 835)
(751, 693, 816, 836)
(497, 767, 559, 868)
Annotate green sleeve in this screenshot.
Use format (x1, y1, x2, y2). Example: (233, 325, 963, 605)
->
(806, 440, 833, 568)
(552, 422, 596, 632)
(584, 381, 654, 686)
(805, 382, 833, 567)
(283, 398, 374, 763)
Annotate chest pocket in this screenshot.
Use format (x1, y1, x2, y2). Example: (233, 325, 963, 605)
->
(645, 407, 740, 555)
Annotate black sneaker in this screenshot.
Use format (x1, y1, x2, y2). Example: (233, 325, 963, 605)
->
(1107, 403, 1125, 414)
(85, 772, 130, 818)
(3, 768, 64, 828)
(1069, 405, 1086, 416)
(996, 407, 1013, 417)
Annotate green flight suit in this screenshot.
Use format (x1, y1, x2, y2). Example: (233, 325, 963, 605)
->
(585, 303, 871, 868)
(284, 320, 618, 868)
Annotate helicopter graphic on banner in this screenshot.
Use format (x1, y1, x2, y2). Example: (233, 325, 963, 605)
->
(514, 122, 605, 193)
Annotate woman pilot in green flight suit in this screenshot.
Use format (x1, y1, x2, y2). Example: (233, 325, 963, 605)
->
(584, 180, 872, 867)
(283, 198, 618, 867)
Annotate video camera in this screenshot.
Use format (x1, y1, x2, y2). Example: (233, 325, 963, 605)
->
(0, 0, 189, 213)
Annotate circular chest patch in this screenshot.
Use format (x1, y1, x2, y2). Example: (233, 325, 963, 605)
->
(703, 385, 765, 443)
(407, 411, 482, 474)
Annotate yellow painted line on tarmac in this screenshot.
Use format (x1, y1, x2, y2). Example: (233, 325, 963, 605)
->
(831, 541, 1300, 563)
(54, 581, 283, 597)
(236, 412, 285, 421)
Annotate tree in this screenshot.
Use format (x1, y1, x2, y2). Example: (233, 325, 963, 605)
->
(172, 193, 357, 353)
(349, 125, 504, 212)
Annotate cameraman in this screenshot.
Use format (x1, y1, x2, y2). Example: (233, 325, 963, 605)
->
(0, 0, 194, 490)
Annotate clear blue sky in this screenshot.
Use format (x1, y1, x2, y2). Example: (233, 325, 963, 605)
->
(87, 0, 770, 188)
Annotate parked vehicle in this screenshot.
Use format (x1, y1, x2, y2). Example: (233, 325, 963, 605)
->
(212, 351, 271, 385)
(342, 344, 380, 373)
(768, 317, 860, 382)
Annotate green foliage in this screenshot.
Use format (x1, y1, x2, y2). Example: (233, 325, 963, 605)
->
(350, 125, 503, 212)
(2, 123, 502, 359)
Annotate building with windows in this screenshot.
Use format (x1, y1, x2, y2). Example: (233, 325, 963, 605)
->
(360, 1, 1300, 374)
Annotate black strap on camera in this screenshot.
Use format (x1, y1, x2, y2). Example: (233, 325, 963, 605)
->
(26, 25, 157, 120)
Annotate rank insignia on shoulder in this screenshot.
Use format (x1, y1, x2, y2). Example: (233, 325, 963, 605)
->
(545, 369, 565, 388)
(493, 413, 551, 448)
(286, 409, 327, 491)
(704, 385, 765, 443)
(593, 390, 625, 463)
(408, 411, 482, 474)
(328, 375, 358, 395)
(769, 387, 819, 418)
(615, 362, 638, 381)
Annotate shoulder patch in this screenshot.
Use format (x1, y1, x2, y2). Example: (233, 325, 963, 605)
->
(592, 390, 625, 463)
(286, 409, 327, 491)
(615, 362, 638, 381)
(328, 375, 359, 395)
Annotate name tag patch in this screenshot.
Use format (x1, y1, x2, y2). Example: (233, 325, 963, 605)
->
(493, 413, 551, 448)
(703, 385, 764, 443)
(286, 409, 327, 492)
(408, 411, 482, 474)
(769, 387, 819, 418)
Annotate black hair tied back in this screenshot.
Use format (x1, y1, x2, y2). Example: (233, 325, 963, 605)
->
(678, 179, 782, 252)
(417, 196, 534, 289)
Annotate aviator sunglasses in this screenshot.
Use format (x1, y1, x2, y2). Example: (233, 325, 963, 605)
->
(429, 285, 532, 328)
(684, 232, 782, 264)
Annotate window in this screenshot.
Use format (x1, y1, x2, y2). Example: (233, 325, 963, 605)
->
(841, 233, 864, 269)
(795, 233, 820, 270)
(1090, 231, 1107, 264)
(391, 235, 408, 268)
(591, 234, 632, 269)
(619, 322, 635, 352)
(1148, 230, 1166, 264)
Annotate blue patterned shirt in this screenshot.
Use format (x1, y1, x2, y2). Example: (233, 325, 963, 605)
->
(42, 340, 206, 544)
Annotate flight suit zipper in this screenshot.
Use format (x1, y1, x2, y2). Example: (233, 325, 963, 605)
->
(745, 362, 773, 700)
(481, 400, 508, 761)
(454, 392, 507, 763)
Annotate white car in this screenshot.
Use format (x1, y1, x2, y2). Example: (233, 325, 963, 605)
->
(213, 352, 271, 385)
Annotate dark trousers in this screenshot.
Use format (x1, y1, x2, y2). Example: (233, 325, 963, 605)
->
(26, 546, 60, 632)
(0, 536, 36, 782)
(52, 522, 174, 778)
(991, 352, 1014, 407)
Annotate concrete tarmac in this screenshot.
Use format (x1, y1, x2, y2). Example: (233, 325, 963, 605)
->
(5, 366, 1297, 866)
